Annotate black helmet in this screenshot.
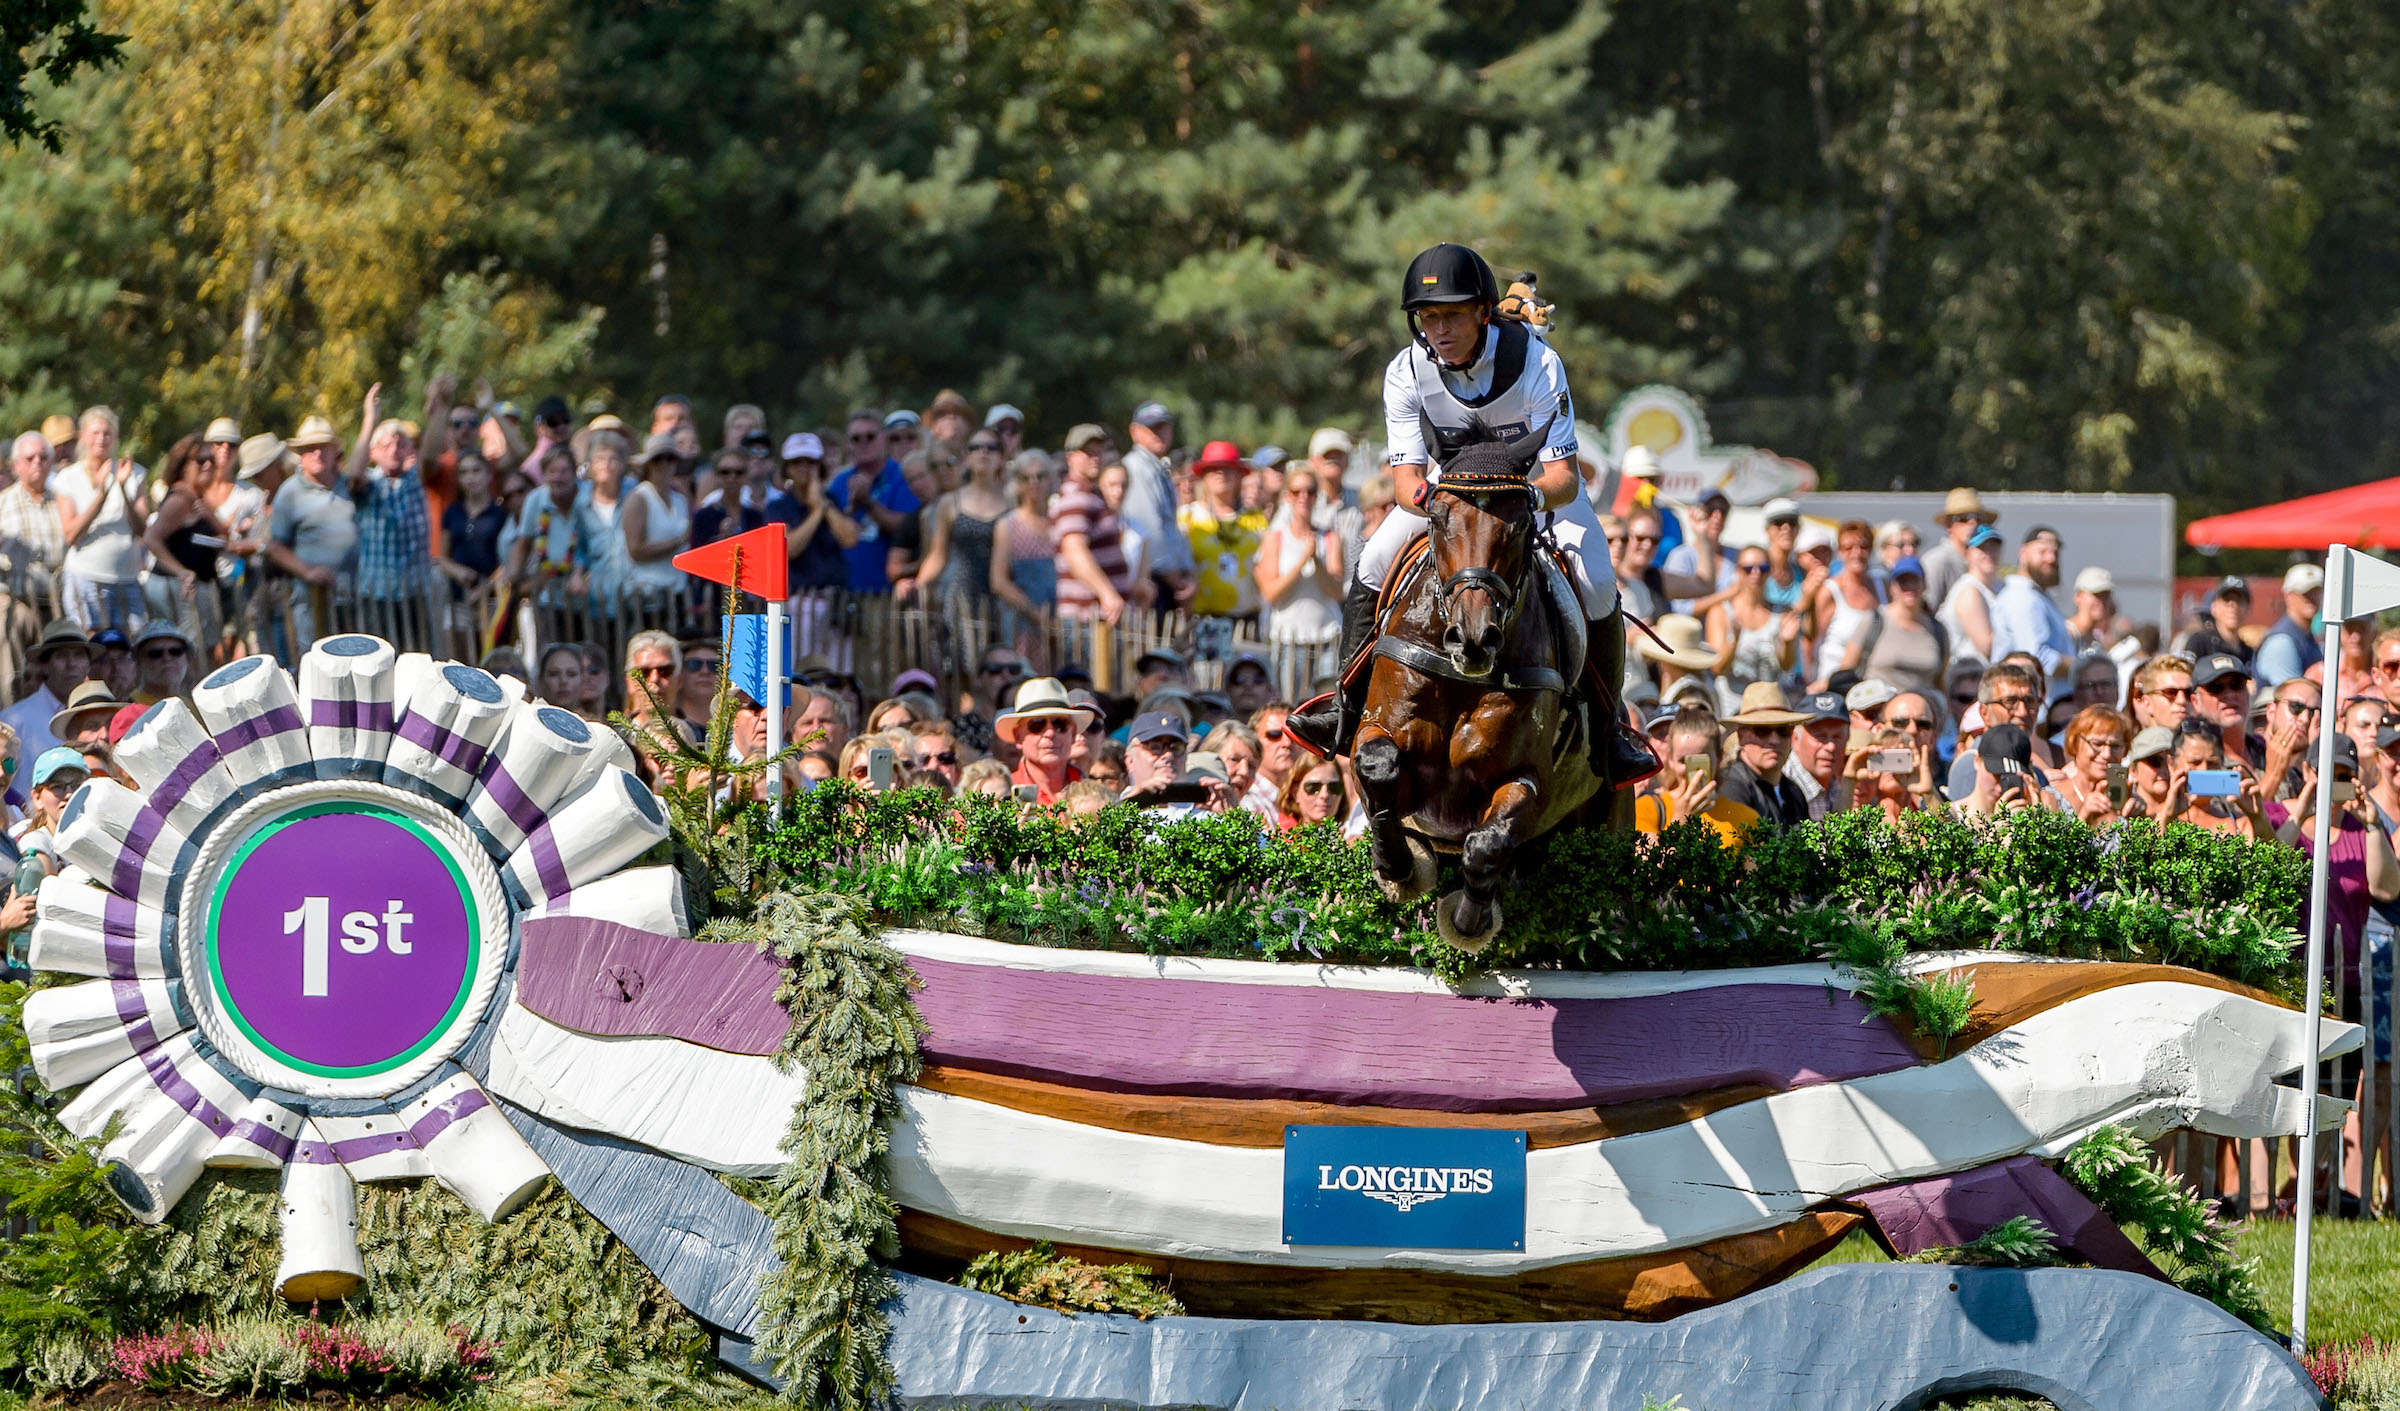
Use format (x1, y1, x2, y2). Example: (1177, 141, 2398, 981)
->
(1401, 243, 1499, 312)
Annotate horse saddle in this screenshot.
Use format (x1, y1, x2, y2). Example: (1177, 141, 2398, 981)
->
(1355, 536, 1586, 694)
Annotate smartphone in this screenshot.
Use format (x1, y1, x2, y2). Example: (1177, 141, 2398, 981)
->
(2185, 768, 2241, 798)
(1683, 753, 1712, 785)
(2105, 764, 2129, 811)
(2331, 779, 2359, 804)
(867, 746, 895, 790)
(1155, 779, 1215, 804)
(1012, 783, 1038, 803)
(1868, 748, 1915, 774)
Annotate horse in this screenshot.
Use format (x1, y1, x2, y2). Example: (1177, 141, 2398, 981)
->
(1349, 424, 1612, 952)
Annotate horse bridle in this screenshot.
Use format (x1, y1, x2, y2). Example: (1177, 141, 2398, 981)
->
(1427, 482, 1541, 635)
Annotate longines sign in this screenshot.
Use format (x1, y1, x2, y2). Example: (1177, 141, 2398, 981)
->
(1281, 1126, 1526, 1251)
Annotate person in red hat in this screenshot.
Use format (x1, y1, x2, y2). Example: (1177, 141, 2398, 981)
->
(1176, 440, 1267, 621)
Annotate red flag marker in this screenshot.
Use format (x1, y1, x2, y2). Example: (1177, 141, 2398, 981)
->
(673, 524, 788, 600)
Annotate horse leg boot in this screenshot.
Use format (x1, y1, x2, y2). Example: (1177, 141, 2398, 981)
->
(1588, 606, 1662, 788)
(1286, 580, 1382, 757)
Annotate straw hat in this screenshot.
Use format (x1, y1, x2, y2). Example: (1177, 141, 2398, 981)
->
(203, 417, 242, 445)
(1936, 487, 1997, 525)
(993, 677, 1097, 742)
(236, 433, 296, 482)
(50, 680, 130, 740)
(1636, 614, 1719, 672)
(287, 416, 341, 451)
(1722, 681, 1813, 728)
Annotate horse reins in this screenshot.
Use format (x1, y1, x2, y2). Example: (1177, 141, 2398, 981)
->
(1426, 475, 1538, 633)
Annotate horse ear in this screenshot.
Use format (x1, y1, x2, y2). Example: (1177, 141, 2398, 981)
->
(1515, 417, 1556, 471)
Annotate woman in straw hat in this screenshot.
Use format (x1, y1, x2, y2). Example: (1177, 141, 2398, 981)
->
(1918, 486, 1996, 612)
(1636, 612, 1720, 709)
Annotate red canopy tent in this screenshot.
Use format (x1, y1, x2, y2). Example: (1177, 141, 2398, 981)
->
(2185, 476, 2400, 549)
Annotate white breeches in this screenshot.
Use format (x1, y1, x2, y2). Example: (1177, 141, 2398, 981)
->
(1354, 491, 1617, 619)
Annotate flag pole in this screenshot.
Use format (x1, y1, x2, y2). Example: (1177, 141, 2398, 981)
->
(2293, 545, 2345, 1352)
(765, 594, 786, 822)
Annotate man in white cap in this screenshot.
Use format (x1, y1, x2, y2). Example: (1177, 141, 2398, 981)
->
(2254, 563, 2326, 687)
(983, 403, 1025, 456)
(2066, 565, 2117, 658)
(1307, 427, 1353, 492)
(1121, 401, 1196, 609)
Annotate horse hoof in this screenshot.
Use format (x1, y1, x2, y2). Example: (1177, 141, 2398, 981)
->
(1378, 837, 1439, 904)
(1436, 889, 1502, 954)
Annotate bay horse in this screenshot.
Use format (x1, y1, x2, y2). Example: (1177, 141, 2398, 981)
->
(1350, 423, 1610, 952)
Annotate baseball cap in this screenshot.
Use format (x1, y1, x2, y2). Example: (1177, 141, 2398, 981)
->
(1797, 691, 1848, 724)
(2192, 653, 2253, 688)
(2125, 726, 2176, 765)
(1978, 723, 2035, 777)
(2025, 525, 2062, 547)
(1308, 427, 1354, 459)
(1136, 646, 1187, 675)
(1250, 445, 1290, 470)
(782, 432, 825, 462)
(31, 745, 87, 788)
(1965, 524, 2004, 552)
(739, 428, 774, 454)
(2330, 733, 2361, 773)
(891, 667, 939, 695)
(1131, 401, 1174, 428)
(1644, 703, 1682, 736)
(1622, 446, 1662, 479)
(2284, 563, 2326, 595)
(1888, 554, 1925, 581)
(1761, 497, 1801, 524)
(1063, 424, 1109, 453)
(2211, 575, 2251, 600)
(2073, 566, 2117, 596)
(883, 409, 922, 431)
(1697, 488, 1731, 513)
(1129, 711, 1188, 744)
(1845, 679, 1898, 714)
(983, 403, 1025, 429)
(1183, 752, 1230, 784)
(2378, 721, 2400, 753)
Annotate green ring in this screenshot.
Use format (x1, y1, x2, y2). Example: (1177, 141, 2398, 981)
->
(203, 800, 483, 1080)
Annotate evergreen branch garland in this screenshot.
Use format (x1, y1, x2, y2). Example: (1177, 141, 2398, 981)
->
(2061, 1125, 2272, 1328)
(719, 891, 927, 1408)
(958, 1241, 1185, 1319)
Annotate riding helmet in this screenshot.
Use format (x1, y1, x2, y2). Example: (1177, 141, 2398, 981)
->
(1401, 243, 1500, 312)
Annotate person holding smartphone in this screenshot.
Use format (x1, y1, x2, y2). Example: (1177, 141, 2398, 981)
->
(2165, 717, 2270, 840)
(2050, 707, 2134, 826)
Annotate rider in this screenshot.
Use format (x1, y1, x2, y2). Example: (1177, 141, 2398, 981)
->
(1285, 242, 1660, 786)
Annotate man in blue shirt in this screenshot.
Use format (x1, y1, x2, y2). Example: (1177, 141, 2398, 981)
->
(2252, 563, 2324, 687)
(1990, 524, 2072, 683)
(825, 410, 916, 593)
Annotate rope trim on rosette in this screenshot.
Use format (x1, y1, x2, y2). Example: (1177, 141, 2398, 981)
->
(705, 891, 925, 1408)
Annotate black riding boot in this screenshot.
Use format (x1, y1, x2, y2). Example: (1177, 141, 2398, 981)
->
(1591, 606, 1662, 788)
(1287, 580, 1381, 757)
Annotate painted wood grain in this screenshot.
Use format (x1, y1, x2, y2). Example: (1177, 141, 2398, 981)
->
(907, 952, 1920, 1112)
(515, 917, 787, 1054)
(909, 1065, 1779, 1150)
(497, 1096, 777, 1337)
(884, 983, 2351, 1273)
(897, 1207, 1861, 1325)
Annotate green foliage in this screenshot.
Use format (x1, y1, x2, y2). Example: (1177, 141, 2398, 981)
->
(712, 891, 926, 1409)
(2061, 1126, 2271, 1328)
(0, 0, 121, 151)
(957, 1241, 1185, 1319)
(1906, 1215, 2060, 1269)
(751, 790, 2303, 992)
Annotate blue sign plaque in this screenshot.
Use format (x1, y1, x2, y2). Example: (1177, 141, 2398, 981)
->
(1282, 1126, 1527, 1251)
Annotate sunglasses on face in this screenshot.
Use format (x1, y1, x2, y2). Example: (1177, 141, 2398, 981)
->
(1260, 727, 1286, 743)
(1990, 694, 2040, 710)
(685, 657, 720, 674)
(919, 751, 959, 767)
(637, 664, 674, 680)
(848, 432, 879, 444)
(1885, 716, 1933, 732)
(2201, 678, 2248, 695)
(2146, 684, 2193, 700)
(142, 645, 185, 661)
(2378, 658, 2400, 673)
(1741, 725, 1795, 740)
(1628, 533, 1659, 545)
(1739, 563, 1769, 575)
(1300, 779, 1342, 796)
(1020, 716, 1072, 736)
(2285, 700, 2323, 716)
(967, 440, 1001, 452)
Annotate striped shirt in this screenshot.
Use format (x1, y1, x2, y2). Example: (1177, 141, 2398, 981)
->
(0, 483, 63, 603)
(1050, 480, 1132, 618)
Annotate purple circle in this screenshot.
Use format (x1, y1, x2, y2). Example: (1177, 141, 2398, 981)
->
(207, 804, 478, 1077)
